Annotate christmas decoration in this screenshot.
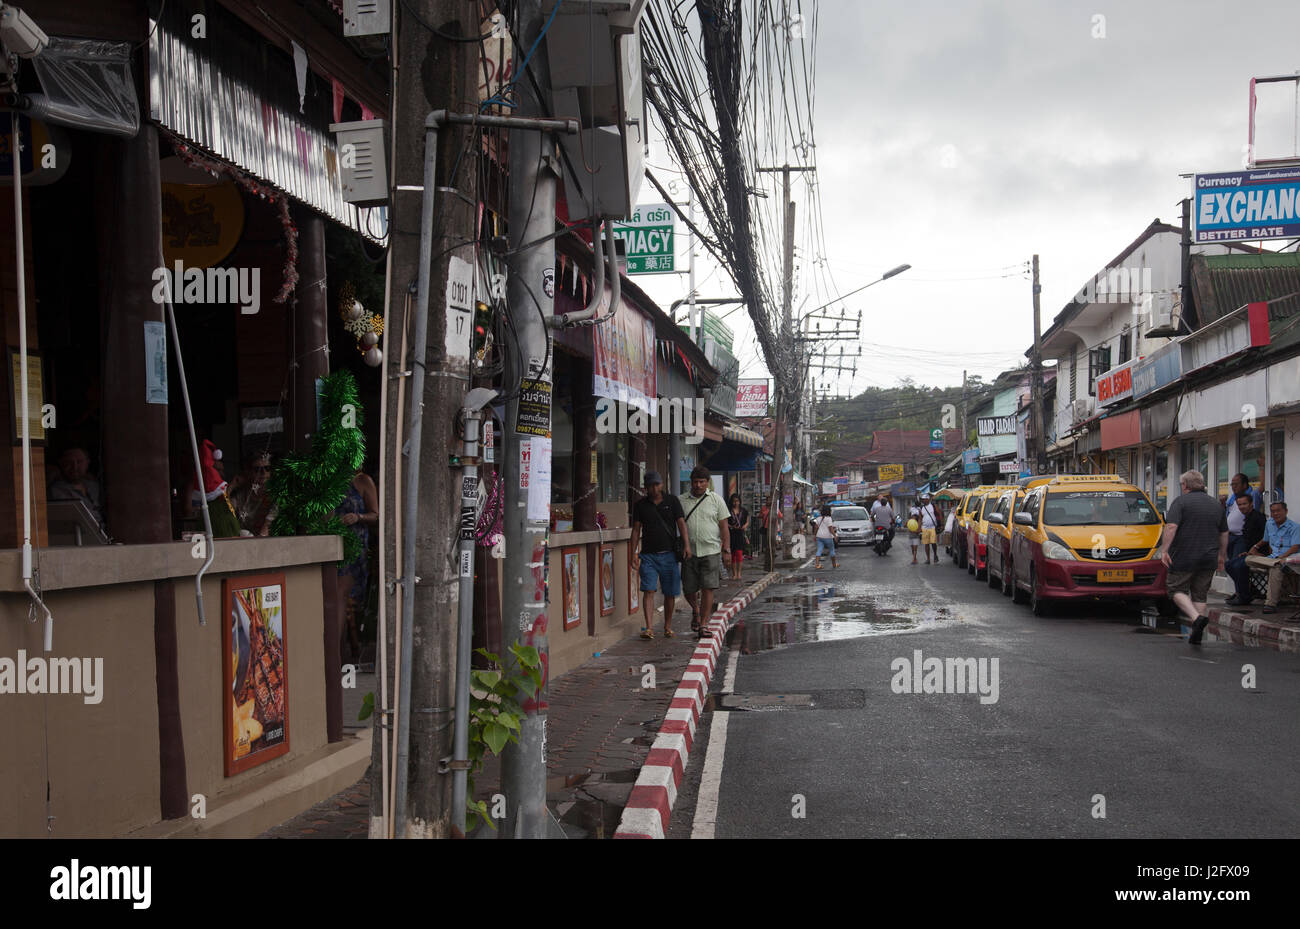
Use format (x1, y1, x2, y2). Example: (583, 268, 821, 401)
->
(267, 370, 366, 564)
(170, 139, 300, 303)
(198, 439, 243, 538)
(338, 281, 384, 359)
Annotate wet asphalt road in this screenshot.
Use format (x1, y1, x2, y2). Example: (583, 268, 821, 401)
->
(673, 539, 1300, 838)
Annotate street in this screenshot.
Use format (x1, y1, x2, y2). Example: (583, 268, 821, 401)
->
(673, 541, 1300, 839)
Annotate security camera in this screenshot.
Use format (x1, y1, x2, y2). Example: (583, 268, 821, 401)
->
(0, 4, 47, 58)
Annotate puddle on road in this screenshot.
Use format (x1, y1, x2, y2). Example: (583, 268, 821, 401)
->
(735, 576, 958, 653)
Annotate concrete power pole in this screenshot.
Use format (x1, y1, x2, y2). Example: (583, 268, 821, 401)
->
(757, 164, 813, 557)
(373, 0, 481, 838)
(499, 0, 556, 840)
(1030, 254, 1043, 473)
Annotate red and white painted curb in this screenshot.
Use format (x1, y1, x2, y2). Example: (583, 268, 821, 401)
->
(1207, 607, 1300, 654)
(614, 570, 782, 839)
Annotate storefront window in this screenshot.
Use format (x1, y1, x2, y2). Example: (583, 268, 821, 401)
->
(1271, 427, 1285, 503)
(1239, 428, 1265, 494)
(1198, 441, 1209, 481)
(598, 431, 627, 502)
(1215, 441, 1229, 499)
(1180, 440, 1195, 477)
(1155, 447, 1168, 513)
(552, 404, 574, 506)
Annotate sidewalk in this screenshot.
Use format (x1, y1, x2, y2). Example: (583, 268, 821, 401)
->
(1203, 586, 1300, 654)
(263, 561, 782, 838)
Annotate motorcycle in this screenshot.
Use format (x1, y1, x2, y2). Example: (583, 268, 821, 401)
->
(873, 524, 891, 556)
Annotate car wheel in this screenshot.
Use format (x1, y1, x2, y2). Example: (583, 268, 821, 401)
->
(1030, 569, 1050, 617)
(1011, 564, 1028, 604)
(987, 559, 1000, 588)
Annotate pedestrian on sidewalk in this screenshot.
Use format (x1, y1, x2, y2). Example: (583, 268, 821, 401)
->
(1240, 501, 1300, 615)
(1224, 493, 1267, 607)
(1159, 470, 1228, 644)
(681, 466, 731, 639)
(630, 471, 691, 639)
(727, 493, 750, 582)
(812, 499, 838, 570)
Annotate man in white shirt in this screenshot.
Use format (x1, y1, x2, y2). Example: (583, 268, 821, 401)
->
(918, 493, 940, 564)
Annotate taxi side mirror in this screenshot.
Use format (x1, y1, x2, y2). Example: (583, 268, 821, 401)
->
(1014, 512, 1034, 525)
(987, 513, 1004, 525)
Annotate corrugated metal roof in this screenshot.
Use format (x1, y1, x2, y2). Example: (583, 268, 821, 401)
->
(1193, 251, 1300, 326)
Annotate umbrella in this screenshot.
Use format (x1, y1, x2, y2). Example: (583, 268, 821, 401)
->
(930, 487, 966, 502)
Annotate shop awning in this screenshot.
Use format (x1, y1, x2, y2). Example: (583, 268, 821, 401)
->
(723, 423, 764, 447)
(702, 441, 758, 473)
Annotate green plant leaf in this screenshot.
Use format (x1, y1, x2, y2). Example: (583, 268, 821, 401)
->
(472, 670, 502, 690)
(483, 722, 509, 755)
(358, 691, 375, 721)
(475, 648, 501, 664)
(512, 644, 540, 666)
(496, 711, 520, 731)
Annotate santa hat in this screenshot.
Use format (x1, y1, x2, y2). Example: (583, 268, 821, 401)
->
(199, 439, 228, 501)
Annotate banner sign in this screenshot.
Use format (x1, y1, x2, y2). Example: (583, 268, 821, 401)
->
(1132, 340, 1182, 398)
(977, 415, 1016, 437)
(999, 460, 1021, 474)
(963, 449, 981, 475)
(1095, 359, 1137, 406)
(612, 202, 675, 273)
(1193, 167, 1300, 243)
(736, 379, 769, 417)
(878, 464, 904, 481)
(593, 298, 657, 414)
(929, 428, 944, 451)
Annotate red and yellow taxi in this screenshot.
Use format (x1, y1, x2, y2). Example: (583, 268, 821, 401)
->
(964, 485, 1014, 581)
(1007, 475, 1167, 616)
(951, 485, 999, 570)
(984, 476, 1055, 595)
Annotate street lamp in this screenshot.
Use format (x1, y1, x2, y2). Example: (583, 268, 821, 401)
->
(801, 263, 911, 317)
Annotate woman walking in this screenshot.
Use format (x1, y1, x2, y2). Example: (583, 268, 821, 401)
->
(813, 500, 839, 570)
(727, 493, 750, 582)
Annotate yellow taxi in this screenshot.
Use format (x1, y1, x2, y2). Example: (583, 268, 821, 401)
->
(1007, 475, 1166, 616)
(950, 486, 997, 570)
(984, 476, 1055, 595)
(963, 485, 1015, 580)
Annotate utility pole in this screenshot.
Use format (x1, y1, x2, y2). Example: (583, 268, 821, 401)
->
(756, 163, 814, 558)
(961, 369, 968, 485)
(374, 0, 481, 838)
(1030, 254, 1043, 474)
(499, 0, 556, 840)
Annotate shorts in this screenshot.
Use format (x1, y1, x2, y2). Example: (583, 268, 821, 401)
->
(681, 553, 721, 594)
(816, 536, 835, 558)
(638, 551, 681, 597)
(1167, 567, 1215, 602)
(921, 528, 937, 545)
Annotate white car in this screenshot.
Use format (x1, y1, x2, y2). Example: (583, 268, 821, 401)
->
(829, 505, 872, 545)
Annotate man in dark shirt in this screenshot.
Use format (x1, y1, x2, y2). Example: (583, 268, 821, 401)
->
(1224, 493, 1267, 607)
(630, 471, 690, 638)
(1159, 470, 1228, 644)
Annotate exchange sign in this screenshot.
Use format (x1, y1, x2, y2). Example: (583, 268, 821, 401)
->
(1192, 167, 1300, 243)
(612, 203, 676, 273)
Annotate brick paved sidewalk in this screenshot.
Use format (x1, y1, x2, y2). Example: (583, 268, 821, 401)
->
(263, 569, 766, 838)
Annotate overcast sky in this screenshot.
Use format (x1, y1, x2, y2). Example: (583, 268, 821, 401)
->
(632, 0, 1300, 397)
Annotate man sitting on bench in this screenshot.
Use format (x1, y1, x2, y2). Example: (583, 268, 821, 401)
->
(1242, 501, 1300, 615)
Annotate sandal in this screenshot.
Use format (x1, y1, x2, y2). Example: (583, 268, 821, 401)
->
(664, 629, 675, 638)
(640, 628, 655, 640)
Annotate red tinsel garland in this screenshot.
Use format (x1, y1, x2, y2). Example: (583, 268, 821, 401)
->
(172, 141, 300, 303)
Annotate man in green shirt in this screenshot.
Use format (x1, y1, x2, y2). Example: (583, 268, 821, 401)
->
(681, 466, 732, 638)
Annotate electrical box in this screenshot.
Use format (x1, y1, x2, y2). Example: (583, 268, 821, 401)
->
(342, 0, 391, 38)
(546, 1, 647, 221)
(330, 119, 389, 207)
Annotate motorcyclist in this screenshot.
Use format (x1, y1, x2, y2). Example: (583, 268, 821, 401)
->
(870, 494, 895, 552)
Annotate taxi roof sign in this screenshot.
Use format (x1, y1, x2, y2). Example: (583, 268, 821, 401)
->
(1047, 474, 1125, 485)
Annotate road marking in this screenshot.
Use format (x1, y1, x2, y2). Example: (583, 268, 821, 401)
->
(1178, 655, 1218, 664)
(691, 645, 739, 839)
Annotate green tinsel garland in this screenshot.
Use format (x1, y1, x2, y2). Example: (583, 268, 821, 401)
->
(268, 369, 366, 565)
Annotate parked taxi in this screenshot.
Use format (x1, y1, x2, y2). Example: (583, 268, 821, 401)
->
(1007, 474, 1166, 616)
(964, 485, 1014, 580)
(984, 476, 1055, 595)
(951, 485, 1001, 570)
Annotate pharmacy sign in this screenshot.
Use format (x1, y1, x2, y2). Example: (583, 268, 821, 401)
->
(612, 203, 676, 274)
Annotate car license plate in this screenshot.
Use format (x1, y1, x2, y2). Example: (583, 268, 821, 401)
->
(1097, 569, 1132, 583)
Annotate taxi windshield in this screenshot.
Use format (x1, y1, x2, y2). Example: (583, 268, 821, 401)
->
(831, 507, 868, 522)
(1043, 491, 1160, 526)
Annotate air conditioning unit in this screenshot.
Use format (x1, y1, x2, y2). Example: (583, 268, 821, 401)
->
(1072, 398, 1093, 422)
(1146, 291, 1179, 338)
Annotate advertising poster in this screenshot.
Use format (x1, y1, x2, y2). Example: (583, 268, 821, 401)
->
(562, 548, 582, 630)
(223, 574, 289, 776)
(600, 545, 616, 615)
(593, 298, 657, 415)
(628, 547, 640, 614)
(736, 379, 770, 417)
